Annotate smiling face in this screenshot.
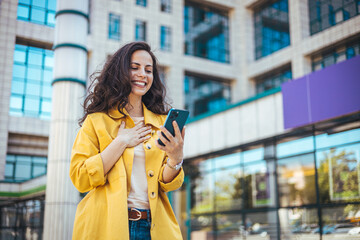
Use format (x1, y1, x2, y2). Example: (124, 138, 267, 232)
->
(129, 50, 153, 100)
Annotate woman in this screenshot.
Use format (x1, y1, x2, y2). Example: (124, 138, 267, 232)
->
(70, 42, 185, 240)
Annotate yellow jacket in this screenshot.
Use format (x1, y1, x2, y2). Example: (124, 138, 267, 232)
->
(70, 104, 184, 239)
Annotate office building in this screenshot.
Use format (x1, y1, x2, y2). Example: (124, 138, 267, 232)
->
(0, 0, 359, 239)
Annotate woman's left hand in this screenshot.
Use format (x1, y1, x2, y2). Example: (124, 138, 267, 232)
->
(155, 121, 185, 164)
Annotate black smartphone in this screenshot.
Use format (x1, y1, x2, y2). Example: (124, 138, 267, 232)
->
(158, 108, 189, 146)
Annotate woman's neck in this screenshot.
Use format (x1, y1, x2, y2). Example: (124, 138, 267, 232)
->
(126, 95, 143, 117)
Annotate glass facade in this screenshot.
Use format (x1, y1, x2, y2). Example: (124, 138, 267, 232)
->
(312, 39, 360, 71)
(309, 0, 360, 35)
(135, 20, 147, 41)
(184, 126, 360, 239)
(4, 155, 47, 182)
(10, 44, 53, 119)
(256, 67, 292, 94)
(108, 13, 121, 41)
(254, 0, 290, 59)
(184, 74, 231, 118)
(0, 196, 45, 240)
(160, 26, 171, 52)
(136, 0, 147, 7)
(184, 1, 230, 63)
(17, 0, 56, 27)
(160, 0, 172, 13)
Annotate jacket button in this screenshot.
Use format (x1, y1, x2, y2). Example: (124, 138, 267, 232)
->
(148, 170, 154, 177)
(146, 143, 152, 150)
(150, 192, 156, 199)
(151, 130, 156, 136)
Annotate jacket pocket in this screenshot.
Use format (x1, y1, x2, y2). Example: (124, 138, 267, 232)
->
(107, 157, 126, 182)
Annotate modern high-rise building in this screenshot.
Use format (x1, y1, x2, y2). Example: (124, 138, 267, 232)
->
(0, 0, 359, 239)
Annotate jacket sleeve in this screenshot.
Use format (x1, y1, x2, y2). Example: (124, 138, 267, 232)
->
(158, 157, 184, 192)
(69, 116, 106, 193)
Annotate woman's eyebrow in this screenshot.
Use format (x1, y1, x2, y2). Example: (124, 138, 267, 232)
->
(131, 62, 153, 68)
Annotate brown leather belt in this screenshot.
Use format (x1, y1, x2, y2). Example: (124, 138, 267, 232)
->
(128, 208, 149, 221)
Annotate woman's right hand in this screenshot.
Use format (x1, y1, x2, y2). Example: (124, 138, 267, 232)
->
(116, 121, 151, 148)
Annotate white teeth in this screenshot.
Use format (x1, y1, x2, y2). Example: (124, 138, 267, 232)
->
(133, 81, 146, 86)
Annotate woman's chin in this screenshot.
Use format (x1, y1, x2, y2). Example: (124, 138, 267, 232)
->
(130, 89, 148, 98)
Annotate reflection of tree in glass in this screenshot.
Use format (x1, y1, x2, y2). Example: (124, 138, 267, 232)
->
(215, 171, 241, 210)
(318, 148, 360, 202)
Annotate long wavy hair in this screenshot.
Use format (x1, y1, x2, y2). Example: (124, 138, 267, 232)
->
(79, 42, 170, 125)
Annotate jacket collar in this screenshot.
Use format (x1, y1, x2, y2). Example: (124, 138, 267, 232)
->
(108, 103, 162, 128)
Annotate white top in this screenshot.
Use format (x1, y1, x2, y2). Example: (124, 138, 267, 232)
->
(127, 116, 150, 209)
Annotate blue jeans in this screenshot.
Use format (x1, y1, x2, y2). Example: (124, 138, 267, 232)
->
(128, 209, 151, 240)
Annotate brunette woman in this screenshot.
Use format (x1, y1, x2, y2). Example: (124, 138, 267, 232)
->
(70, 42, 185, 240)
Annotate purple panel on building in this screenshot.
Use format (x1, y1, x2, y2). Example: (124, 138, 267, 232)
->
(282, 76, 311, 129)
(282, 55, 360, 129)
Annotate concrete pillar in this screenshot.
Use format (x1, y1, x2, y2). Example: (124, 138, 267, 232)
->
(43, 0, 88, 239)
(289, 0, 312, 78)
(0, 0, 17, 180)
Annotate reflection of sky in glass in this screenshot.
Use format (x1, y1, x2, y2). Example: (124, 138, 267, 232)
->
(244, 161, 266, 175)
(17, 0, 56, 27)
(11, 45, 53, 119)
(214, 152, 241, 169)
(277, 136, 314, 158)
(199, 159, 212, 172)
(278, 153, 314, 171)
(316, 128, 360, 149)
(243, 148, 264, 163)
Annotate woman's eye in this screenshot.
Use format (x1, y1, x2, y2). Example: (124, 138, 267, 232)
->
(146, 70, 152, 73)
(131, 67, 138, 70)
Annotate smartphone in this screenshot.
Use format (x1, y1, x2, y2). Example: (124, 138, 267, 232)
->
(158, 108, 189, 146)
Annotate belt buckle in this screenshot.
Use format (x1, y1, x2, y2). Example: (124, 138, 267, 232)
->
(129, 208, 142, 221)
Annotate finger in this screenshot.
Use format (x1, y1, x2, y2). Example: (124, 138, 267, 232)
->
(157, 130, 171, 146)
(138, 135, 151, 144)
(173, 121, 181, 138)
(181, 126, 186, 139)
(139, 129, 152, 138)
(154, 138, 166, 151)
(159, 126, 175, 142)
(133, 121, 144, 130)
(138, 126, 151, 134)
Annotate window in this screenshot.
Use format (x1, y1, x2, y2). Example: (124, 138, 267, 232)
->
(109, 13, 121, 40)
(309, 0, 360, 35)
(10, 44, 53, 119)
(5, 155, 47, 182)
(0, 197, 45, 239)
(214, 153, 242, 211)
(17, 0, 56, 27)
(256, 67, 292, 94)
(160, 0, 171, 13)
(243, 147, 276, 209)
(279, 208, 319, 238)
(160, 26, 171, 51)
(184, 1, 230, 63)
(254, 0, 290, 59)
(184, 74, 231, 118)
(135, 20, 147, 41)
(315, 129, 360, 204)
(312, 40, 360, 71)
(277, 153, 317, 206)
(136, 0, 146, 7)
(186, 125, 360, 239)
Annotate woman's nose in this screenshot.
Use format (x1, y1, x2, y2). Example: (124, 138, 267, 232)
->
(137, 68, 146, 77)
